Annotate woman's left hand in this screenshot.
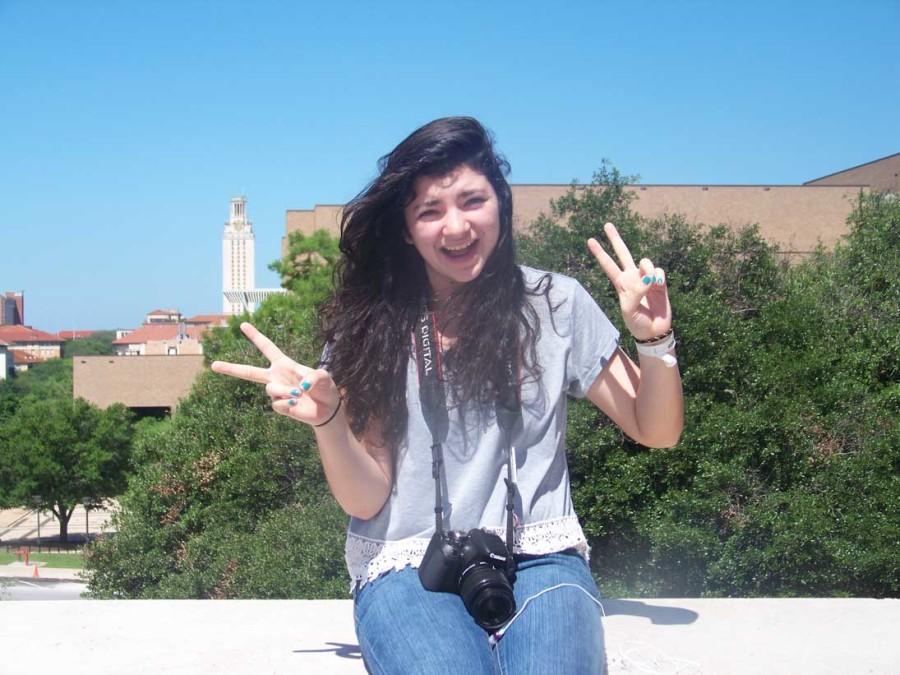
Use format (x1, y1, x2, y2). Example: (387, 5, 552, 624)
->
(587, 222, 672, 341)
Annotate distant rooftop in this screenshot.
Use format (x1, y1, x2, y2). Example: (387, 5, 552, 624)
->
(112, 323, 206, 345)
(0, 324, 65, 344)
(57, 330, 97, 340)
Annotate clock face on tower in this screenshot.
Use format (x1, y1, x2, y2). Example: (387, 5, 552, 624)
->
(233, 221, 243, 231)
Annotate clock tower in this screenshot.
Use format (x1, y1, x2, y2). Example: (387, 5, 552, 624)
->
(222, 196, 256, 314)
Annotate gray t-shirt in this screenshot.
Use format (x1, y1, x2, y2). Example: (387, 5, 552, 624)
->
(345, 266, 620, 587)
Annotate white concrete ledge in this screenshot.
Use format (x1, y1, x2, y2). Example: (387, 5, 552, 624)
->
(1, 598, 896, 674)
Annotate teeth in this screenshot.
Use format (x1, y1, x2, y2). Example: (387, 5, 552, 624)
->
(444, 241, 475, 252)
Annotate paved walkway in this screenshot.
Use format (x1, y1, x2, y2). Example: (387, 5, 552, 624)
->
(0, 597, 896, 673)
(0, 503, 115, 543)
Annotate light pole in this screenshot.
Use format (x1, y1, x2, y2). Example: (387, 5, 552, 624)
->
(32, 495, 42, 549)
(82, 497, 91, 541)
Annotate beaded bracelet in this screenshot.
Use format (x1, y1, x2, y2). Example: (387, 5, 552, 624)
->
(634, 328, 674, 345)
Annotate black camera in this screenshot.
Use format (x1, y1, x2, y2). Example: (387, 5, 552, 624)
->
(418, 528, 516, 631)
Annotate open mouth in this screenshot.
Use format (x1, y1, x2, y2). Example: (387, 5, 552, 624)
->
(441, 240, 478, 259)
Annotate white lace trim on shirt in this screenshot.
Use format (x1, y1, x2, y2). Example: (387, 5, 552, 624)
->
(346, 515, 590, 590)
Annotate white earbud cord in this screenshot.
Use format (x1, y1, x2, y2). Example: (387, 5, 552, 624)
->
(488, 583, 701, 674)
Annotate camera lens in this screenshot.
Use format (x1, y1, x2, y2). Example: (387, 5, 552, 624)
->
(459, 563, 516, 631)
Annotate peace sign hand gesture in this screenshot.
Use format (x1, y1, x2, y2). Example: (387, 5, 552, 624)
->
(587, 222, 672, 341)
(211, 322, 341, 426)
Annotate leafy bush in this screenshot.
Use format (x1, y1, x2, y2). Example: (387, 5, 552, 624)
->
(519, 176, 899, 597)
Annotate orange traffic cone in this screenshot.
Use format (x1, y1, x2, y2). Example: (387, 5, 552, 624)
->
(32, 564, 39, 578)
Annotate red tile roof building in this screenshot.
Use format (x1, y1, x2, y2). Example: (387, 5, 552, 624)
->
(146, 309, 182, 324)
(112, 322, 211, 356)
(0, 324, 65, 367)
(57, 330, 98, 340)
(10, 350, 44, 366)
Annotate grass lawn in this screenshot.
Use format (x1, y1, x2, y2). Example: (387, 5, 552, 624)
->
(0, 551, 85, 569)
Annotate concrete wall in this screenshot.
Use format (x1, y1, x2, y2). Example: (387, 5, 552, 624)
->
(73, 355, 206, 410)
(625, 184, 862, 252)
(283, 204, 344, 255)
(283, 184, 864, 257)
(2, 598, 897, 674)
(143, 338, 204, 356)
(805, 152, 900, 192)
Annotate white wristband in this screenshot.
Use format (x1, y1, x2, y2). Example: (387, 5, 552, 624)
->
(635, 332, 677, 368)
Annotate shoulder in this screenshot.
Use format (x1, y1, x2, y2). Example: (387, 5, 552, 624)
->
(518, 265, 589, 308)
(519, 265, 582, 291)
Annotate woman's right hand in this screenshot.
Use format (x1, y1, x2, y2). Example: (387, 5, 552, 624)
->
(210, 322, 341, 426)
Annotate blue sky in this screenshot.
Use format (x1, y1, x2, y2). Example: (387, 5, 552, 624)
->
(1, 0, 897, 333)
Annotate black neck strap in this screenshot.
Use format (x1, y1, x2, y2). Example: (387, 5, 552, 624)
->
(413, 308, 521, 566)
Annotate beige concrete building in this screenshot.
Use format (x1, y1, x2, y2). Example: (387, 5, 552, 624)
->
(74, 355, 206, 413)
(75, 313, 229, 413)
(284, 153, 898, 257)
(804, 152, 900, 192)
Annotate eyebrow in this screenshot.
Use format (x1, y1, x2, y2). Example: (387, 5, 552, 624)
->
(415, 189, 487, 210)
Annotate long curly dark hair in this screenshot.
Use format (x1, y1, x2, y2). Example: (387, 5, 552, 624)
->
(319, 116, 549, 450)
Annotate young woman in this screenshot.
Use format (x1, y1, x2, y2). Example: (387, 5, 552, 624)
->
(212, 116, 683, 674)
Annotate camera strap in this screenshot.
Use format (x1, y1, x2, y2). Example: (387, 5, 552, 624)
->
(413, 306, 521, 576)
(414, 309, 449, 535)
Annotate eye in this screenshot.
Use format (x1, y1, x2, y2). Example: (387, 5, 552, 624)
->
(419, 209, 438, 219)
(465, 197, 485, 207)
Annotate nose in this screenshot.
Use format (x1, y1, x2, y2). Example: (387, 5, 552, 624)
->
(443, 207, 470, 238)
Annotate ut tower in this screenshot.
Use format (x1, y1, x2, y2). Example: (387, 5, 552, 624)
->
(222, 196, 255, 315)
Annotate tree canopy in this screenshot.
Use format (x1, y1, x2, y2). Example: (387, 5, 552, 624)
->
(0, 357, 73, 420)
(0, 397, 135, 541)
(62, 330, 117, 357)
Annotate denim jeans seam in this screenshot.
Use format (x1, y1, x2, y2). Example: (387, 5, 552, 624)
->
(359, 631, 386, 675)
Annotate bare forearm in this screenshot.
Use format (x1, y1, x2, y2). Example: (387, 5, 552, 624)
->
(313, 410, 392, 520)
(634, 354, 684, 448)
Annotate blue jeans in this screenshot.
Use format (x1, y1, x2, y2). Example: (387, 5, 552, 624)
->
(353, 549, 606, 674)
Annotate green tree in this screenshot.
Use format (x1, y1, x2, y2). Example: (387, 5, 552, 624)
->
(85, 231, 345, 598)
(62, 330, 116, 357)
(518, 172, 899, 597)
(0, 397, 135, 541)
(0, 358, 73, 421)
(268, 229, 340, 296)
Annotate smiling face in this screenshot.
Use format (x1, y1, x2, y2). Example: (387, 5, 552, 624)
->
(403, 164, 501, 302)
